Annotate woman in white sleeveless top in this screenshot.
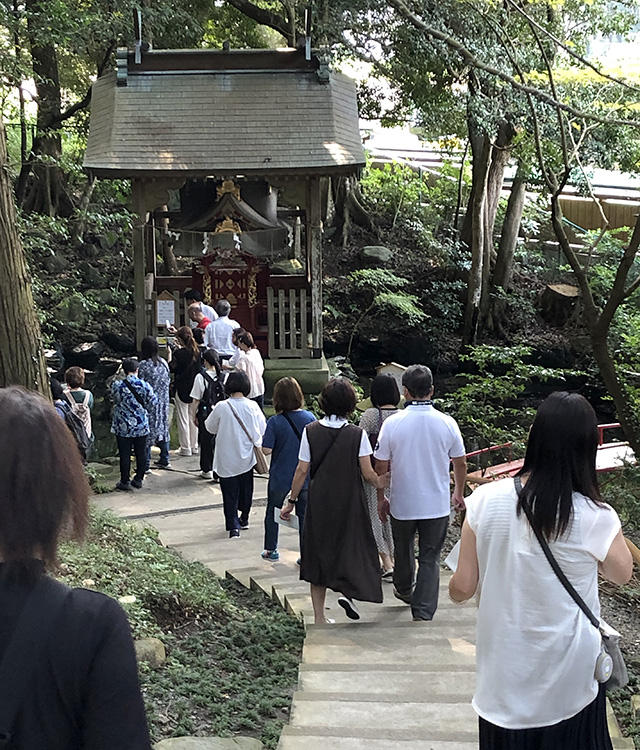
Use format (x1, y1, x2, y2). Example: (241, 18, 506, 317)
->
(450, 392, 632, 750)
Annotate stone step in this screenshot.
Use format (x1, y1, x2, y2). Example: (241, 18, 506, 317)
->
(286, 697, 478, 736)
(301, 636, 476, 666)
(277, 729, 478, 750)
(298, 667, 475, 698)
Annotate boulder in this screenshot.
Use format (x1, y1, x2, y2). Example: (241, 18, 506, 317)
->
(134, 638, 166, 669)
(55, 296, 89, 324)
(78, 261, 103, 287)
(154, 739, 263, 750)
(77, 242, 100, 259)
(100, 331, 136, 354)
(42, 254, 70, 274)
(94, 289, 116, 305)
(361, 245, 392, 264)
(44, 346, 65, 375)
(63, 341, 104, 370)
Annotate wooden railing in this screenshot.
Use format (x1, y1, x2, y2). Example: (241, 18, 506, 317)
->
(266, 286, 311, 358)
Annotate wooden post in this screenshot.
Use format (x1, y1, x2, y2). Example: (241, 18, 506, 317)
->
(131, 180, 147, 350)
(307, 178, 323, 357)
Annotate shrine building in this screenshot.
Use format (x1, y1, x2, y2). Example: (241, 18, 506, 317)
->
(83, 46, 365, 390)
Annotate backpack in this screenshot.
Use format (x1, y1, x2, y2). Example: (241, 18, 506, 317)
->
(64, 390, 92, 437)
(58, 400, 91, 462)
(196, 370, 226, 426)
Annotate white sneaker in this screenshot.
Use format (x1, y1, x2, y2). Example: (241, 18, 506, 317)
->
(192, 447, 200, 455)
(179, 449, 192, 457)
(198, 471, 213, 480)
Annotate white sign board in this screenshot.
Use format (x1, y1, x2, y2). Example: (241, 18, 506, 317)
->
(156, 298, 176, 328)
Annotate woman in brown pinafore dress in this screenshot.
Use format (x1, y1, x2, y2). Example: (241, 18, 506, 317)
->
(281, 378, 389, 624)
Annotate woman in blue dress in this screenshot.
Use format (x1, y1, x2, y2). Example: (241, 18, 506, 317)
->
(138, 337, 171, 470)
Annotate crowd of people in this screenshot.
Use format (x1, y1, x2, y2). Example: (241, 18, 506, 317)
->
(34, 293, 634, 750)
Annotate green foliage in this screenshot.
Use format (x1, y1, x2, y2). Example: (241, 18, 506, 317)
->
(59, 509, 304, 748)
(601, 465, 640, 532)
(340, 269, 427, 357)
(440, 344, 579, 451)
(20, 204, 135, 346)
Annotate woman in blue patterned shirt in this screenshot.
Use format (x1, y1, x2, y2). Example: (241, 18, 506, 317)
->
(111, 358, 157, 492)
(138, 337, 171, 471)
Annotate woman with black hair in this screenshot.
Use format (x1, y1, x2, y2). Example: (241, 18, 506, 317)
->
(450, 392, 633, 750)
(0, 387, 150, 749)
(234, 330, 265, 410)
(281, 377, 389, 624)
(204, 371, 266, 537)
(190, 349, 225, 479)
(358, 374, 400, 578)
(169, 326, 200, 456)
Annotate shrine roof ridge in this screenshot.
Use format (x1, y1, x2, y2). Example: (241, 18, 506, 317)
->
(122, 47, 322, 75)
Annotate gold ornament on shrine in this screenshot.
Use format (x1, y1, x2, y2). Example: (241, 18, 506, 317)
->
(248, 267, 258, 308)
(202, 271, 213, 305)
(216, 180, 241, 201)
(214, 216, 242, 234)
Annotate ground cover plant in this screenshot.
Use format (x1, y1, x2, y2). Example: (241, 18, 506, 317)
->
(58, 508, 304, 748)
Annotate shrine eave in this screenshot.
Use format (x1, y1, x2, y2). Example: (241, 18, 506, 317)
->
(84, 165, 363, 180)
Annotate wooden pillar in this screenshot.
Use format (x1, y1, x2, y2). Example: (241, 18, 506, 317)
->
(131, 180, 147, 350)
(307, 177, 323, 357)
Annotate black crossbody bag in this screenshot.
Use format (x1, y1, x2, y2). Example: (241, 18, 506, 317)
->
(0, 576, 72, 746)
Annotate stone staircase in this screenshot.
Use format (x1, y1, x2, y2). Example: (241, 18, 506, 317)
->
(97, 465, 633, 750)
(229, 563, 479, 750)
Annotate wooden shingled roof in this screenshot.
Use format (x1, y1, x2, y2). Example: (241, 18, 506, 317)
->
(83, 48, 365, 178)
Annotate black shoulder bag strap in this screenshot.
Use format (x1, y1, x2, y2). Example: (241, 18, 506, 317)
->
(0, 576, 72, 746)
(123, 378, 146, 408)
(282, 412, 302, 441)
(514, 476, 600, 629)
(310, 426, 343, 480)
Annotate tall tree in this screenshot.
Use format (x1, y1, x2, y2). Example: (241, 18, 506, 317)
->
(0, 117, 49, 393)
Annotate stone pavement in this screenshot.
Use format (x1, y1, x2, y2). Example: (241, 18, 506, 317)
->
(95, 452, 632, 750)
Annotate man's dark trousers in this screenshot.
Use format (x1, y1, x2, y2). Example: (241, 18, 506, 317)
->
(391, 515, 449, 620)
(116, 434, 148, 484)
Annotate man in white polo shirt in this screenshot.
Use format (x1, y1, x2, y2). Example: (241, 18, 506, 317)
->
(374, 364, 467, 621)
(204, 299, 241, 360)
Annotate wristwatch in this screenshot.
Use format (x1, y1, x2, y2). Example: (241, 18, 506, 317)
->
(289, 496, 298, 505)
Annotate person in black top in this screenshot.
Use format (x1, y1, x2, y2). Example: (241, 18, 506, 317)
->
(0, 386, 151, 750)
(169, 326, 200, 456)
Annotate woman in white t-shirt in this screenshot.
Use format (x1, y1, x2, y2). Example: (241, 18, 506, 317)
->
(450, 392, 633, 750)
(204, 370, 266, 538)
(234, 331, 265, 411)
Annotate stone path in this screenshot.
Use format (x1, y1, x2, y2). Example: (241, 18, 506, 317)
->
(96, 453, 632, 750)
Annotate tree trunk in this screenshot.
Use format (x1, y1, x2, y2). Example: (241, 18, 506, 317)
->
(331, 175, 377, 247)
(493, 171, 526, 292)
(0, 118, 49, 394)
(485, 120, 515, 244)
(71, 174, 97, 246)
(19, 0, 73, 217)
(463, 134, 493, 345)
(550, 195, 640, 457)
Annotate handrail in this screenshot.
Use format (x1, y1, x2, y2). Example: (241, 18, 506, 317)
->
(465, 442, 513, 463)
(598, 422, 621, 446)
